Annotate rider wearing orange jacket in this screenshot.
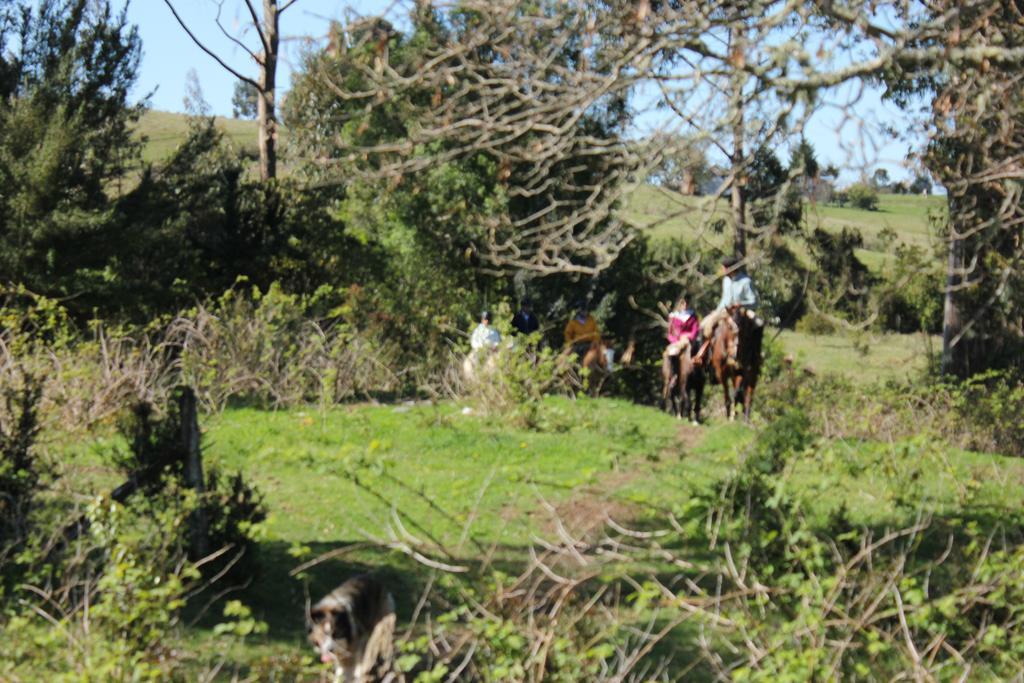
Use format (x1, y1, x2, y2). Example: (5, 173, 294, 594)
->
(564, 300, 601, 357)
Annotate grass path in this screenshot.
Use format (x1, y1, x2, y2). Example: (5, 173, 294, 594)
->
(197, 397, 1024, 574)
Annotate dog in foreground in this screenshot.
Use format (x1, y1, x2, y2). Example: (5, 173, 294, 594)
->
(308, 574, 396, 683)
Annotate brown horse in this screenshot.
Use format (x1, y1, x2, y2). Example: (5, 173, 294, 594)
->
(710, 309, 763, 421)
(661, 343, 705, 422)
(579, 340, 612, 396)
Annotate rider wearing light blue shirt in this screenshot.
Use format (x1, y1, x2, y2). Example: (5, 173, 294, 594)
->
(696, 256, 762, 363)
(716, 271, 758, 311)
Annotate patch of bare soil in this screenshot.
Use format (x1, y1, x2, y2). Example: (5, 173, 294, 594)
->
(675, 422, 704, 453)
(538, 467, 646, 540)
(497, 468, 644, 544)
(549, 491, 637, 538)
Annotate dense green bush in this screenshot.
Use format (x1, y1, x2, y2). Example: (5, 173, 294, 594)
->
(0, 388, 269, 679)
(0, 0, 143, 311)
(676, 406, 1024, 679)
(112, 392, 268, 581)
(805, 227, 874, 318)
(876, 243, 944, 333)
(2, 490, 270, 680)
(0, 379, 45, 595)
(846, 182, 879, 210)
(456, 308, 576, 428)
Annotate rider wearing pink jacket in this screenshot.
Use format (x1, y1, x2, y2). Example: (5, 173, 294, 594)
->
(664, 295, 699, 380)
(664, 296, 699, 368)
(667, 308, 699, 346)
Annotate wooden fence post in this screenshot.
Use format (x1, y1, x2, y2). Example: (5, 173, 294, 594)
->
(179, 387, 209, 558)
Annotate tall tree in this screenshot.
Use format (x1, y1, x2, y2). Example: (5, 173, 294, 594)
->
(161, 0, 299, 181)
(0, 0, 143, 304)
(287, 2, 640, 276)
(877, 0, 1024, 376)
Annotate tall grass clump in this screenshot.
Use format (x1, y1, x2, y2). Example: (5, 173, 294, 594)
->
(172, 284, 405, 410)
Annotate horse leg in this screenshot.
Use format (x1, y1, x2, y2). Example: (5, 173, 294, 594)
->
(660, 365, 670, 413)
(581, 347, 598, 395)
(587, 351, 608, 397)
(677, 349, 692, 419)
(680, 371, 691, 422)
(692, 370, 705, 424)
(661, 354, 675, 415)
(721, 373, 733, 421)
(743, 383, 755, 421)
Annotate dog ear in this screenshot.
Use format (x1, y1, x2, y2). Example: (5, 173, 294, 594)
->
(334, 609, 354, 642)
(309, 603, 334, 630)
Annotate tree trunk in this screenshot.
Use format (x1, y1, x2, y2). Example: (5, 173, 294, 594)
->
(941, 195, 966, 377)
(257, 0, 280, 181)
(729, 24, 747, 259)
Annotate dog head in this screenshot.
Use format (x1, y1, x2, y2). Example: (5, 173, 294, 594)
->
(308, 598, 356, 666)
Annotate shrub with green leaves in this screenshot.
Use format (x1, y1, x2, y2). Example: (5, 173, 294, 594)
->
(174, 283, 404, 410)
(0, 378, 45, 594)
(683, 411, 1024, 679)
(876, 243, 944, 333)
(456, 303, 575, 427)
(111, 392, 268, 585)
(846, 182, 879, 210)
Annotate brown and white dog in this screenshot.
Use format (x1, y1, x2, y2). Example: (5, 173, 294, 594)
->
(308, 574, 396, 683)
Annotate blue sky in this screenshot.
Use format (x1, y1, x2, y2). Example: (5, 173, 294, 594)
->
(127, 0, 375, 115)
(127, 1, 924, 184)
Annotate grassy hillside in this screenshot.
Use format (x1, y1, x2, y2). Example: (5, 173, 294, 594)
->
(133, 110, 944, 272)
(134, 109, 259, 164)
(623, 183, 947, 271)
(775, 329, 937, 381)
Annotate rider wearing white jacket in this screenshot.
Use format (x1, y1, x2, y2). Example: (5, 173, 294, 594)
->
(470, 311, 502, 351)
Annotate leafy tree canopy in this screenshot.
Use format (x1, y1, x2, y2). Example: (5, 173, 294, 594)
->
(0, 0, 143, 303)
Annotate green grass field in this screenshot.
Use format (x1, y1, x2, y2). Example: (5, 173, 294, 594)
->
(623, 183, 947, 272)
(775, 329, 938, 381)
(134, 109, 259, 164)
(56, 394, 1022, 661)
(195, 398, 1022, 557)
(193, 397, 1020, 657)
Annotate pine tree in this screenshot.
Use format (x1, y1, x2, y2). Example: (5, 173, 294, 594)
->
(0, 0, 143, 310)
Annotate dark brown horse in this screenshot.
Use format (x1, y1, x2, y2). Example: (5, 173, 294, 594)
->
(661, 343, 705, 422)
(710, 309, 763, 421)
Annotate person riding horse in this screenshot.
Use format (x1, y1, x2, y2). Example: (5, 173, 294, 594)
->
(470, 310, 502, 352)
(695, 256, 762, 366)
(511, 297, 540, 336)
(464, 310, 503, 381)
(664, 295, 699, 379)
(662, 295, 704, 421)
(563, 300, 601, 360)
